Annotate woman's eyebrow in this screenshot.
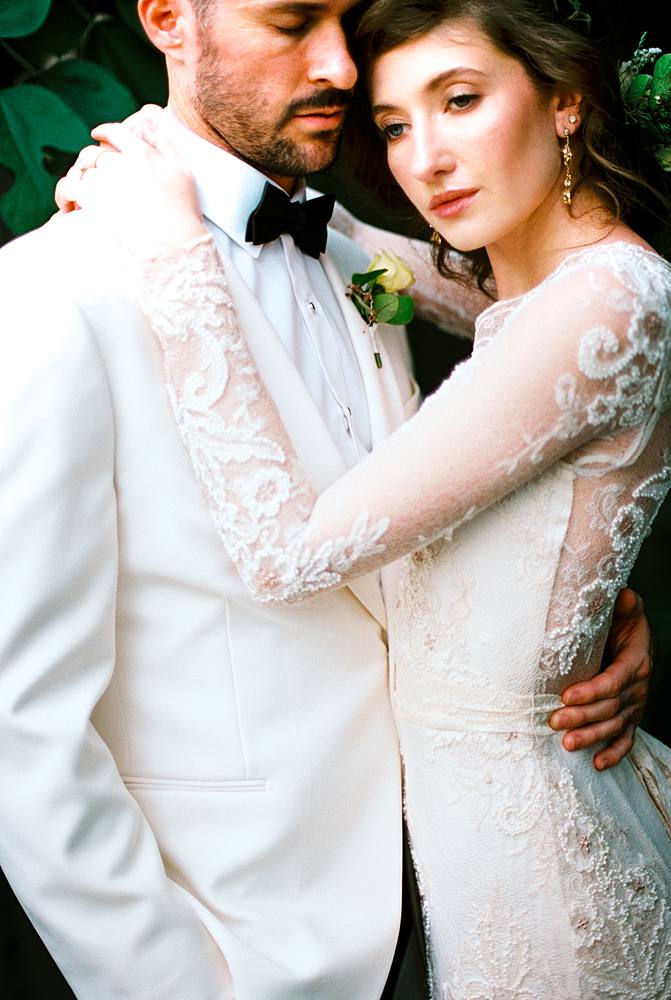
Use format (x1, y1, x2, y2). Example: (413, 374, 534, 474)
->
(373, 66, 486, 114)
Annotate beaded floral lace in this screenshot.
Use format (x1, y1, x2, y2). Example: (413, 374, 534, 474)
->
(141, 237, 671, 998)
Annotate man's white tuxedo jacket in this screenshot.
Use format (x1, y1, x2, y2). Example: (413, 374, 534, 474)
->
(0, 210, 419, 999)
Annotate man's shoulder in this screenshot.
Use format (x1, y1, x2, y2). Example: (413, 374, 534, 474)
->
(1, 211, 139, 312)
(0, 212, 147, 378)
(3, 210, 98, 261)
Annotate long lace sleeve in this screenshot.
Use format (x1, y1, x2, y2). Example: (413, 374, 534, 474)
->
(329, 200, 490, 338)
(142, 236, 671, 606)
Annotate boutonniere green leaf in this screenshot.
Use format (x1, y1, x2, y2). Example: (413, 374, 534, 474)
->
(347, 251, 415, 368)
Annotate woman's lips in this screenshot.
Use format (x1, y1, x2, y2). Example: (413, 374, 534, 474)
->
(430, 189, 479, 218)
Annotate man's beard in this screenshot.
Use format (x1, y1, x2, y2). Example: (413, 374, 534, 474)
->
(194, 49, 352, 177)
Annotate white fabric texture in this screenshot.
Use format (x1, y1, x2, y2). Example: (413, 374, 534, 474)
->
(139, 234, 671, 997)
(162, 111, 372, 463)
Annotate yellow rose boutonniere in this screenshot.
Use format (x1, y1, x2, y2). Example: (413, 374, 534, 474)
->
(368, 250, 416, 293)
(347, 250, 415, 368)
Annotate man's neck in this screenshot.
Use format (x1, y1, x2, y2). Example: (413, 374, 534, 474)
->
(167, 98, 298, 196)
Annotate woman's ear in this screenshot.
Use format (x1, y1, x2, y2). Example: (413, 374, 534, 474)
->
(553, 91, 583, 137)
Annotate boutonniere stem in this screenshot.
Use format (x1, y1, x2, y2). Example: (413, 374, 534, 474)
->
(347, 251, 415, 369)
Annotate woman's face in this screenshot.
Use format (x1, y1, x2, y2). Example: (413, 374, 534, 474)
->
(370, 19, 566, 253)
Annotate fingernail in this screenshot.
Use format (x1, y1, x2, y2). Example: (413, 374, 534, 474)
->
(550, 712, 566, 730)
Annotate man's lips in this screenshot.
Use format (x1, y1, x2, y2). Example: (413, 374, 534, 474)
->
(429, 188, 479, 217)
(293, 107, 348, 124)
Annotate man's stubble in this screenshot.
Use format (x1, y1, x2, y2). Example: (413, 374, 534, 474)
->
(193, 33, 351, 178)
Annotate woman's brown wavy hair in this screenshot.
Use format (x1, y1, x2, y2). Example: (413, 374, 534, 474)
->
(344, 0, 671, 292)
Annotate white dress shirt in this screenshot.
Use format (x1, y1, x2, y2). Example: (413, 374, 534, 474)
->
(162, 110, 372, 467)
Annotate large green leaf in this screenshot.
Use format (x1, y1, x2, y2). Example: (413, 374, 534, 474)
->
(82, 16, 167, 106)
(625, 74, 651, 109)
(0, 0, 51, 39)
(651, 53, 671, 108)
(7, 0, 90, 70)
(0, 83, 90, 235)
(39, 58, 136, 129)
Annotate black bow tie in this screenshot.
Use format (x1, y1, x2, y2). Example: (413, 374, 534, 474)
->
(245, 182, 335, 259)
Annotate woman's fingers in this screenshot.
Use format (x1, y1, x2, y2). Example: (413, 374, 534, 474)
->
(53, 145, 120, 212)
(90, 122, 149, 155)
(51, 114, 204, 249)
(54, 160, 89, 212)
(122, 104, 163, 144)
(54, 182, 76, 214)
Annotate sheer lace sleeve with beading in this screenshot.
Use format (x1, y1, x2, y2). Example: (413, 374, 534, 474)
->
(141, 237, 671, 609)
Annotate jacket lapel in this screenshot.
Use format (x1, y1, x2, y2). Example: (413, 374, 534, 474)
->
(321, 254, 408, 618)
(220, 253, 388, 629)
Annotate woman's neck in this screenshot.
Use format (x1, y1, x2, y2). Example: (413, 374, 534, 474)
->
(486, 187, 630, 301)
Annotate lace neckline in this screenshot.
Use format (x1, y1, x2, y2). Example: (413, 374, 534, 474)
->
(474, 241, 667, 337)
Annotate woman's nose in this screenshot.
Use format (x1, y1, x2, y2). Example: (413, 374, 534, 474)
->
(409, 123, 456, 183)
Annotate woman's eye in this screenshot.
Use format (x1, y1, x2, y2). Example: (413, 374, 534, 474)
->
(383, 122, 407, 141)
(448, 92, 478, 111)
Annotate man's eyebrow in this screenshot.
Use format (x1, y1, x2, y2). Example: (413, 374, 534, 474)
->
(372, 66, 486, 115)
(256, 1, 329, 11)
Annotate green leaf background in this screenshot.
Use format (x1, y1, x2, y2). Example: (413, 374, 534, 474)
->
(0, 0, 51, 39)
(0, 0, 167, 240)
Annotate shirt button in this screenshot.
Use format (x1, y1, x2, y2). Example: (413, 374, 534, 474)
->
(308, 301, 317, 313)
(342, 406, 352, 432)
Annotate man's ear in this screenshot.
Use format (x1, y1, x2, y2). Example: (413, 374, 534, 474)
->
(137, 0, 196, 60)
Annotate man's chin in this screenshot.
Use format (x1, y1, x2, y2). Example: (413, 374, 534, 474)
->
(240, 128, 341, 179)
(293, 133, 341, 174)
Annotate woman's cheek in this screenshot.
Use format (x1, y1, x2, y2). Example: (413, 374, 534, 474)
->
(386, 144, 414, 195)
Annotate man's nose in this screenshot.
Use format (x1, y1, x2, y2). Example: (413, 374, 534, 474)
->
(306, 24, 357, 91)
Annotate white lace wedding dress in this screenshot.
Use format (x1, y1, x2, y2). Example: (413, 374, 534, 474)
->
(140, 236, 671, 998)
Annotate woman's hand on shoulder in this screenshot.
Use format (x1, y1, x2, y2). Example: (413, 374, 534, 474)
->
(54, 109, 206, 254)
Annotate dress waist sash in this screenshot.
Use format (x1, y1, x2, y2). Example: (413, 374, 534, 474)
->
(394, 691, 564, 736)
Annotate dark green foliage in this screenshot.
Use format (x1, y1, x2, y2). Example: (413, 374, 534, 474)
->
(0, 0, 167, 241)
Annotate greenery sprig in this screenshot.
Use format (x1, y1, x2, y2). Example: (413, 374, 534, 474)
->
(347, 251, 415, 368)
(620, 38, 671, 172)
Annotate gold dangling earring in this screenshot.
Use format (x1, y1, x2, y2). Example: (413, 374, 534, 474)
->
(561, 114, 577, 207)
(431, 228, 442, 247)
(561, 128, 573, 206)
